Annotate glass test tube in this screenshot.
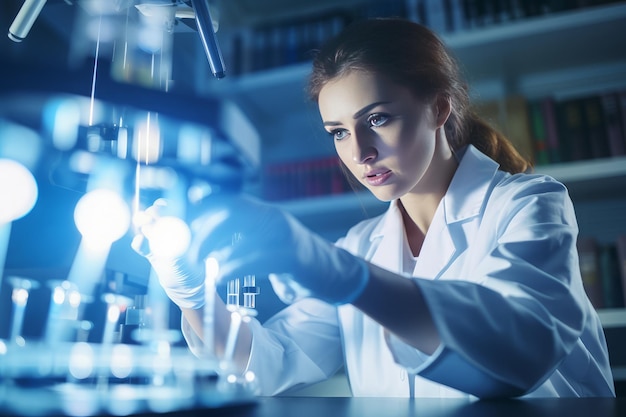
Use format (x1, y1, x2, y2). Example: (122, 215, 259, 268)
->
(45, 280, 81, 345)
(8, 277, 38, 342)
(227, 278, 240, 308)
(203, 257, 218, 359)
(102, 293, 132, 346)
(227, 233, 242, 309)
(243, 275, 259, 310)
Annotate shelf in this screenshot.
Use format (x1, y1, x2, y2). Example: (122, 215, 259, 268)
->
(442, 3, 626, 83)
(276, 191, 388, 220)
(271, 192, 387, 240)
(534, 157, 626, 198)
(534, 157, 626, 183)
(270, 155, 626, 219)
(200, 3, 626, 117)
(441, 3, 626, 49)
(598, 308, 626, 329)
(612, 366, 626, 382)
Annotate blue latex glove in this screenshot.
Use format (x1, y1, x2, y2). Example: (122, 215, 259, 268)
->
(188, 194, 369, 305)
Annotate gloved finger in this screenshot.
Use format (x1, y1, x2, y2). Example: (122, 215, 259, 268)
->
(189, 208, 276, 263)
(145, 198, 169, 217)
(132, 198, 168, 235)
(131, 233, 151, 257)
(187, 208, 237, 263)
(269, 273, 313, 304)
(217, 250, 314, 305)
(215, 243, 300, 283)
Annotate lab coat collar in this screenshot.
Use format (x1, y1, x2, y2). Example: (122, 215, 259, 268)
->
(367, 200, 405, 272)
(370, 145, 500, 241)
(443, 145, 500, 223)
(366, 145, 500, 278)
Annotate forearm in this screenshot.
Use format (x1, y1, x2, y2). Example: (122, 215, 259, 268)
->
(352, 262, 440, 355)
(180, 296, 253, 373)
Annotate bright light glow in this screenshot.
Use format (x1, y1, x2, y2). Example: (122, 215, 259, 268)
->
(0, 159, 38, 223)
(69, 150, 97, 174)
(11, 288, 29, 306)
(107, 304, 121, 323)
(74, 189, 131, 245)
(178, 125, 212, 165)
(133, 113, 161, 164)
(117, 127, 129, 159)
(146, 216, 191, 258)
(205, 256, 219, 281)
(0, 123, 41, 168)
(52, 281, 82, 307)
(152, 340, 172, 375)
(52, 287, 66, 305)
(110, 344, 134, 379)
(156, 340, 171, 356)
(68, 290, 82, 308)
(68, 342, 94, 380)
(45, 98, 80, 151)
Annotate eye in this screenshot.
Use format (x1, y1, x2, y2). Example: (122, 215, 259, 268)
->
(367, 113, 390, 128)
(328, 128, 349, 141)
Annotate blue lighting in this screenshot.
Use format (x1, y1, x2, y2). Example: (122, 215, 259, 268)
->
(73, 188, 131, 246)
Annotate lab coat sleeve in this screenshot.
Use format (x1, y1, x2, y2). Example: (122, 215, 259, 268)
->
(180, 298, 343, 396)
(245, 298, 344, 396)
(391, 177, 587, 398)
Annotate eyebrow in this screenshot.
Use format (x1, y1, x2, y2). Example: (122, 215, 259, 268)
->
(323, 101, 391, 127)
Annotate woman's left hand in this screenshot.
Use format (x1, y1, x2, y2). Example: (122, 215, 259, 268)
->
(188, 194, 369, 305)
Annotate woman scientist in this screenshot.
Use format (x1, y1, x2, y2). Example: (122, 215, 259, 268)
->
(137, 18, 615, 398)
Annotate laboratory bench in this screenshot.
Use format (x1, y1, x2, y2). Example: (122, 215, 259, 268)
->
(236, 396, 626, 417)
(2, 396, 623, 417)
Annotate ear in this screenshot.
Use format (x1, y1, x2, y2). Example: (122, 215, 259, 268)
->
(434, 95, 452, 128)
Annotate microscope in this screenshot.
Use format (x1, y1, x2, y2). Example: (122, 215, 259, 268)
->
(1, 1, 262, 414)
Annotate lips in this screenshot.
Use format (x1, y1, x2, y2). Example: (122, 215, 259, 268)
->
(364, 169, 392, 186)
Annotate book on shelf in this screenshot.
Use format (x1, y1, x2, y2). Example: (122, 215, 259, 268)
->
(582, 95, 612, 160)
(527, 90, 626, 166)
(220, 0, 619, 76)
(541, 97, 562, 165)
(577, 236, 604, 310)
(557, 98, 591, 163)
(262, 156, 353, 201)
(619, 91, 626, 154)
(616, 235, 626, 309)
(528, 99, 550, 166)
(600, 92, 626, 157)
(465, 89, 626, 171)
(578, 235, 626, 311)
(600, 243, 625, 309)
(503, 95, 536, 166)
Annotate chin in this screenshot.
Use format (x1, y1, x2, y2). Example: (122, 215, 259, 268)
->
(369, 189, 397, 203)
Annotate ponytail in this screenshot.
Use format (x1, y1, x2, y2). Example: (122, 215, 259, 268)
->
(463, 112, 532, 174)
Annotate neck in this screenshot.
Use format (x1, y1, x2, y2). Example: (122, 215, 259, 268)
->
(399, 132, 458, 254)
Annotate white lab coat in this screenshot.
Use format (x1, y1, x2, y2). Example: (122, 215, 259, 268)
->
(184, 145, 615, 398)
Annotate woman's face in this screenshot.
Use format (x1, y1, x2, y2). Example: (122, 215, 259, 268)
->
(318, 70, 444, 202)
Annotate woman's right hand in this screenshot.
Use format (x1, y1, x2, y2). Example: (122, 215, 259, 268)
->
(131, 199, 205, 310)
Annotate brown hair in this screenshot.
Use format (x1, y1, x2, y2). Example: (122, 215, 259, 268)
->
(307, 18, 531, 174)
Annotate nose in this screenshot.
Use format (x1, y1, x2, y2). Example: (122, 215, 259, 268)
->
(351, 129, 377, 164)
